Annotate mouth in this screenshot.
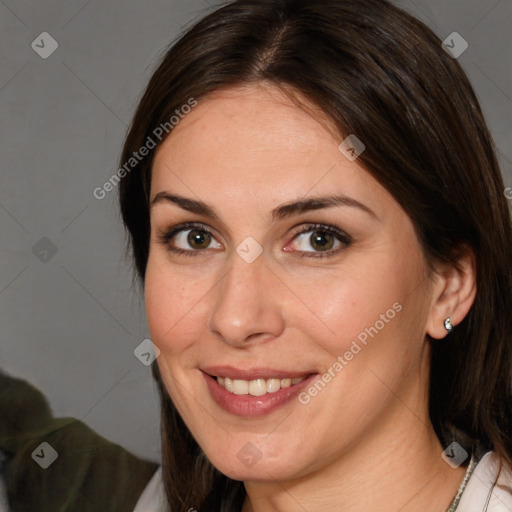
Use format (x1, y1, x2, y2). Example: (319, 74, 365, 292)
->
(201, 366, 318, 416)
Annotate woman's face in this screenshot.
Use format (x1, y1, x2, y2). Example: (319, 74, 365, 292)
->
(145, 83, 438, 480)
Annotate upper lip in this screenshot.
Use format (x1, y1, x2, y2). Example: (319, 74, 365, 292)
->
(201, 365, 316, 381)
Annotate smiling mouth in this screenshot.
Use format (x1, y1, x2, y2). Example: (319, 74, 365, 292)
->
(202, 370, 318, 416)
(216, 376, 308, 396)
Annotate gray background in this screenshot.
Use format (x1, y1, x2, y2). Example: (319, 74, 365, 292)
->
(0, 0, 511, 464)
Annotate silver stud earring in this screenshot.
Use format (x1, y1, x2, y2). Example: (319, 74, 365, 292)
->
(444, 317, 453, 332)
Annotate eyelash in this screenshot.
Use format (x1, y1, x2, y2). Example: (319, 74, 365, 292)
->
(156, 222, 353, 259)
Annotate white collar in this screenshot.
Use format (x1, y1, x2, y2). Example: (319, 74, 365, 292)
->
(133, 467, 167, 512)
(456, 451, 512, 511)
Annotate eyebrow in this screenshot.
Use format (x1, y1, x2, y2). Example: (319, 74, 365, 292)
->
(150, 192, 377, 221)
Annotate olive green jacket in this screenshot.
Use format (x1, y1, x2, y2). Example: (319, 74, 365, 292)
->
(0, 371, 158, 512)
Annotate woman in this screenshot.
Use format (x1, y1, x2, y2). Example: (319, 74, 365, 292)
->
(119, 0, 512, 510)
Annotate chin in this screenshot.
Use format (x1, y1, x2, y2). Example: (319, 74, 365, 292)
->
(201, 442, 310, 482)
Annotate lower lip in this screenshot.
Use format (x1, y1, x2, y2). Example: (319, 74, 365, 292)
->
(202, 372, 318, 417)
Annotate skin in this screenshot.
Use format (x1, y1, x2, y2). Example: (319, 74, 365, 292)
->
(144, 82, 477, 512)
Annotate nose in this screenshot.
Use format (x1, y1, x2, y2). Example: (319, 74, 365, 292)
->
(208, 250, 285, 348)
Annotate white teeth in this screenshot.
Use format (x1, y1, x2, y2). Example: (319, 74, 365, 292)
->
(266, 378, 281, 393)
(232, 379, 248, 395)
(224, 377, 233, 393)
(281, 378, 291, 388)
(216, 375, 307, 395)
(248, 379, 267, 396)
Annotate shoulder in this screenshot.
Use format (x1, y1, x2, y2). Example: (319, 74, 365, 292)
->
(457, 451, 512, 511)
(133, 466, 168, 512)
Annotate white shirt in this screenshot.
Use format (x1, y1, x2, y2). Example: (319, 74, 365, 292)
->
(133, 451, 512, 511)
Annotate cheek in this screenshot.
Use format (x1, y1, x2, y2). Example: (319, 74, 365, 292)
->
(295, 246, 426, 369)
(144, 255, 210, 354)
(292, 259, 403, 341)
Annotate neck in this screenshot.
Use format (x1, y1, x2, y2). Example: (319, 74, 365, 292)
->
(241, 407, 467, 512)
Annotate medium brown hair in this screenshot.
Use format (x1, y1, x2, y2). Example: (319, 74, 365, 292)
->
(118, 0, 512, 510)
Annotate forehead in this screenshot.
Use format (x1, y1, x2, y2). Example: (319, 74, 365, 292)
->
(154, 84, 336, 167)
(150, 83, 389, 220)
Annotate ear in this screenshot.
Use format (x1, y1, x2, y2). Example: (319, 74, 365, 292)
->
(425, 245, 477, 340)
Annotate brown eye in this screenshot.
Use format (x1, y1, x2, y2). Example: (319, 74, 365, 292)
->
(157, 223, 223, 257)
(309, 231, 336, 251)
(289, 224, 352, 259)
(187, 229, 212, 249)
